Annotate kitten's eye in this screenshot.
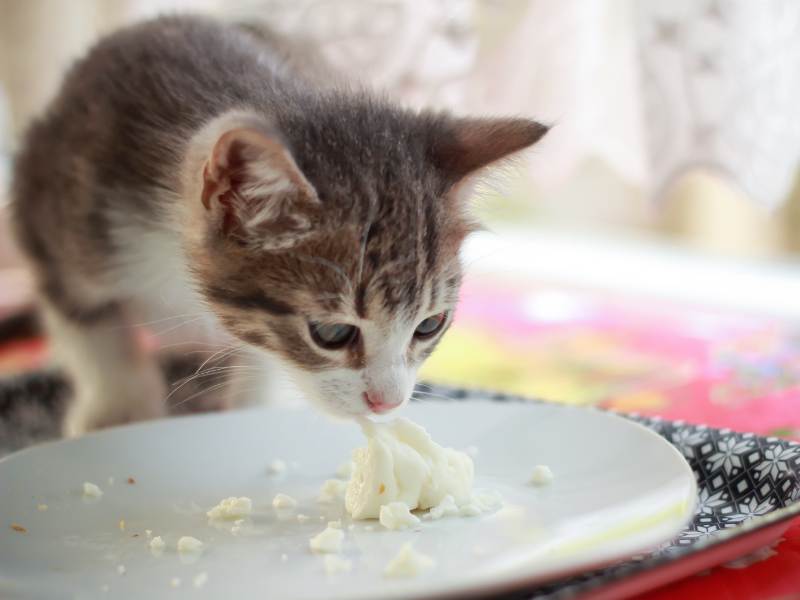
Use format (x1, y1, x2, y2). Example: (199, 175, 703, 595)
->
(309, 322, 358, 349)
(414, 312, 448, 339)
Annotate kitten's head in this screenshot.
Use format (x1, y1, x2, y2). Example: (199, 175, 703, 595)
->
(186, 98, 547, 417)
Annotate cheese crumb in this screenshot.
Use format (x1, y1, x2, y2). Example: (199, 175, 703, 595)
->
(458, 490, 504, 517)
(323, 554, 353, 574)
(530, 465, 554, 486)
(269, 459, 287, 474)
(83, 482, 103, 498)
(177, 536, 203, 553)
(116, 565, 126, 575)
(170, 577, 181, 588)
(318, 479, 348, 503)
(145, 529, 152, 538)
(36, 504, 48, 512)
(379, 502, 420, 530)
(424, 495, 459, 521)
(272, 493, 297, 509)
(384, 543, 435, 578)
(118, 519, 125, 532)
(207, 496, 253, 520)
(309, 524, 345, 554)
(149, 536, 166, 551)
(192, 572, 208, 589)
(296, 514, 310, 523)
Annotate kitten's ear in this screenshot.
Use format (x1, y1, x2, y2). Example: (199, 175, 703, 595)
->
(431, 117, 549, 184)
(201, 125, 319, 250)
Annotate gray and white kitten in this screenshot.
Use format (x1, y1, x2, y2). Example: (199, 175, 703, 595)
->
(10, 16, 547, 436)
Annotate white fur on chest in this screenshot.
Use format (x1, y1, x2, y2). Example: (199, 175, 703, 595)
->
(109, 212, 227, 348)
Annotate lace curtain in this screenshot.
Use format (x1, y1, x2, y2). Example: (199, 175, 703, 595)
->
(2, 0, 800, 210)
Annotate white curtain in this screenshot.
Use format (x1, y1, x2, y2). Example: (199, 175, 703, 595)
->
(2, 0, 800, 210)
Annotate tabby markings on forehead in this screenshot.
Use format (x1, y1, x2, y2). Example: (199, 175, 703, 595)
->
(203, 285, 294, 316)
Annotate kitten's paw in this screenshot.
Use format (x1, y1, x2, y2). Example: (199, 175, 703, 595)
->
(63, 394, 167, 437)
(63, 368, 167, 437)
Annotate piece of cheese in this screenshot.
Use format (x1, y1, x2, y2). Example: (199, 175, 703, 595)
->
(272, 493, 298, 509)
(530, 465, 554, 486)
(345, 418, 474, 520)
(207, 497, 252, 520)
(309, 525, 345, 554)
(82, 482, 103, 498)
(383, 543, 435, 578)
(177, 536, 203, 553)
(379, 502, 420, 530)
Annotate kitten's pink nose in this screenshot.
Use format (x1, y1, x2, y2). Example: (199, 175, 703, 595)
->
(364, 391, 399, 414)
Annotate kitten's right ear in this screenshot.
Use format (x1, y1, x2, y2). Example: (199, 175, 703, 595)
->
(201, 124, 320, 250)
(430, 116, 549, 185)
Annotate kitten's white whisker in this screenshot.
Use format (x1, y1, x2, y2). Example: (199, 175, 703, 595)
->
(164, 343, 241, 402)
(151, 315, 208, 338)
(124, 312, 205, 329)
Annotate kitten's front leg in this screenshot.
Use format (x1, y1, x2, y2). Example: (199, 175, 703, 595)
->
(42, 301, 166, 437)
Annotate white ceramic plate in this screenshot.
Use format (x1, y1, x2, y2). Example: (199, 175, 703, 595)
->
(0, 400, 696, 600)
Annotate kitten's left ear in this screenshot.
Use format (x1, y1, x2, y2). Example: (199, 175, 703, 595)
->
(201, 122, 320, 250)
(430, 117, 549, 185)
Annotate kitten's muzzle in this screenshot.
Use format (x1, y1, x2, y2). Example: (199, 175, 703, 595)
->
(363, 391, 400, 414)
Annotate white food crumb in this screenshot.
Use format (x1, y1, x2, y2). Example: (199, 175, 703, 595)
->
(170, 577, 181, 588)
(145, 529, 153, 538)
(82, 482, 103, 498)
(207, 496, 253, 520)
(328, 519, 342, 529)
(36, 504, 48, 512)
(280, 553, 288, 562)
(323, 554, 353, 575)
(116, 565, 126, 575)
(379, 502, 420, 530)
(345, 418, 473, 519)
(309, 524, 345, 554)
(269, 459, 287, 474)
(530, 465, 554, 486)
(336, 461, 353, 479)
(177, 536, 203, 553)
(383, 543, 435, 578)
(296, 514, 310, 523)
(272, 493, 297, 509)
(458, 490, 504, 517)
(424, 495, 460, 521)
(318, 479, 348, 503)
(192, 572, 209, 589)
(149, 536, 166, 551)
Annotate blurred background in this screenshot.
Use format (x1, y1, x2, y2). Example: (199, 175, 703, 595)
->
(2, 0, 800, 441)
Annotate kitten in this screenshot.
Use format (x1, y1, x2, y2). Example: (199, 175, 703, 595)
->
(10, 15, 547, 436)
